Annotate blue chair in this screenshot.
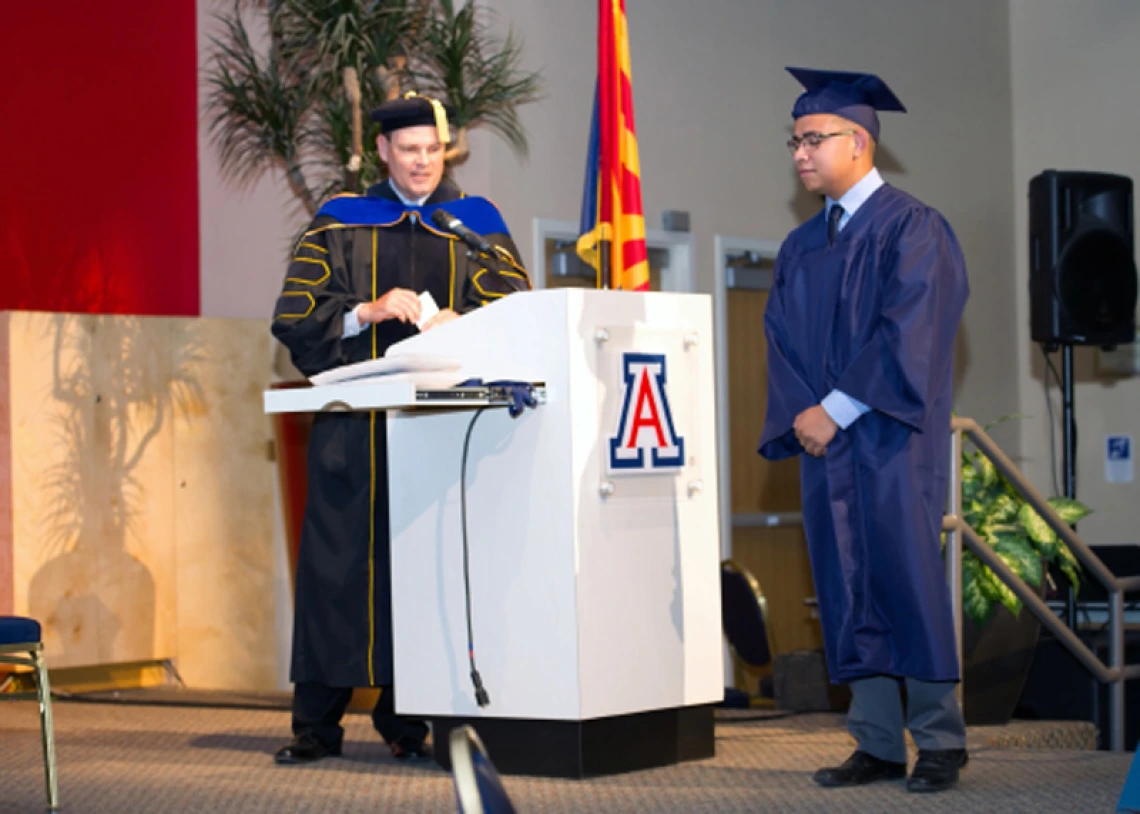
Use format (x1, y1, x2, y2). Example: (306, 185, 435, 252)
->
(449, 725, 516, 814)
(1, 616, 59, 811)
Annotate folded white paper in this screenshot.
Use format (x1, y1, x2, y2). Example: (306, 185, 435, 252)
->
(416, 290, 440, 330)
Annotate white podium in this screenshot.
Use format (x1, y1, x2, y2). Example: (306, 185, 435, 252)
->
(267, 289, 723, 777)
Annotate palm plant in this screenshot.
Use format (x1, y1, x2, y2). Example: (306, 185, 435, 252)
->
(411, 0, 540, 158)
(958, 415, 1091, 628)
(204, 0, 542, 219)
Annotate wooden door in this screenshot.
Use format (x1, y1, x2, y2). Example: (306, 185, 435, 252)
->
(725, 280, 823, 693)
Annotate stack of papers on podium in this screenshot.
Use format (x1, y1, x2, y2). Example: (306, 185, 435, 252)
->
(309, 353, 465, 389)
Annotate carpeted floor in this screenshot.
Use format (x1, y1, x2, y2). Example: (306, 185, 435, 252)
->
(0, 699, 1131, 813)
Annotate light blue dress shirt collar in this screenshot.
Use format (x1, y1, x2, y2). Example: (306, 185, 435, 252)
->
(825, 167, 884, 231)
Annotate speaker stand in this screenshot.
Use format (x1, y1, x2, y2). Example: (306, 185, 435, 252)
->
(1061, 344, 1077, 630)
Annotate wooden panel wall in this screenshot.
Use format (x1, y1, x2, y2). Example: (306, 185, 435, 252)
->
(0, 313, 278, 690)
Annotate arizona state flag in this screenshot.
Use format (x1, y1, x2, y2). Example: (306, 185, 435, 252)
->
(576, 0, 649, 291)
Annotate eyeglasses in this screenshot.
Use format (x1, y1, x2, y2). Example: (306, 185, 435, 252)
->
(786, 130, 856, 153)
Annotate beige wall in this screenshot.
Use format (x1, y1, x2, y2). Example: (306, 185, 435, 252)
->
(1011, 0, 1140, 545)
(197, 0, 299, 323)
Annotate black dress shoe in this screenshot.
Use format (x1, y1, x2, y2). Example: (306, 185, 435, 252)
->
(274, 733, 342, 765)
(389, 735, 431, 760)
(813, 750, 907, 787)
(906, 748, 968, 793)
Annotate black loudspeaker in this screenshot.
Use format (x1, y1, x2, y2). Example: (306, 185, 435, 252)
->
(1029, 170, 1138, 347)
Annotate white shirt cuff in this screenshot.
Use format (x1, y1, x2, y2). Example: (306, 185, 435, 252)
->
(820, 390, 871, 430)
(342, 304, 366, 339)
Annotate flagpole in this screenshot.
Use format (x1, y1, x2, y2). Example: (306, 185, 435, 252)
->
(599, 238, 612, 290)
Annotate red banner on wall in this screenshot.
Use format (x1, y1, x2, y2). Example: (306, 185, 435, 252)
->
(0, 2, 199, 315)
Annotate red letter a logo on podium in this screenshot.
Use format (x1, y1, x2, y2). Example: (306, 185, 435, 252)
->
(608, 352, 684, 472)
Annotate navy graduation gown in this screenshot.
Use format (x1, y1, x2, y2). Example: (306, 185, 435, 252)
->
(758, 184, 969, 684)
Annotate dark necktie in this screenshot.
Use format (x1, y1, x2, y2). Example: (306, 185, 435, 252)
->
(828, 204, 844, 246)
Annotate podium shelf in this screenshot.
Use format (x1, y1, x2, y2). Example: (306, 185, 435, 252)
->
(263, 381, 546, 414)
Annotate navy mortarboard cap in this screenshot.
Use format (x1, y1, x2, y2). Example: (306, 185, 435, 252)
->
(786, 67, 906, 142)
(370, 91, 454, 143)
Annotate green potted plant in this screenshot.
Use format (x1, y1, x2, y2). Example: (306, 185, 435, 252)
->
(957, 416, 1092, 725)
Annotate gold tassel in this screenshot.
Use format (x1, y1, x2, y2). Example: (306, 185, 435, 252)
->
(403, 90, 451, 145)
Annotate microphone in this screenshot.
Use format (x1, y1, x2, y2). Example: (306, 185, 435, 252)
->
(431, 208, 494, 254)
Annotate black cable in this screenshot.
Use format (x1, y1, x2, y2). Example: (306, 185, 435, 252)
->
(1041, 345, 1062, 498)
(460, 406, 491, 707)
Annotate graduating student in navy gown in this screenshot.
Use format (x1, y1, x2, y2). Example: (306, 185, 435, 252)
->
(758, 68, 970, 794)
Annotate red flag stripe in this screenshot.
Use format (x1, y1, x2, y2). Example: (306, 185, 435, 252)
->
(620, 168, 643, 215)
(620, 73, 637, 131)
(623, 240, 649, 270)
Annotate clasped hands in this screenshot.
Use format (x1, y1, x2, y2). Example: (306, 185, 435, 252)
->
(794, 405, 838, 458)
(357, 287, 458, 332)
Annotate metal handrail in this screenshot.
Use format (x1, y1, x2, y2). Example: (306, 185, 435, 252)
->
(732, 512, 803, 529)
(944, 416, 1137, 751)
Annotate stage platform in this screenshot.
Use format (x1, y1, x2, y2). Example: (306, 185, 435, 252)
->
(1, 694, 1127, 813)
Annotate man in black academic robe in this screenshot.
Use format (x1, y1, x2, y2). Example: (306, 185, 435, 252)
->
(758, 68, 970, 793)
(271, 93, 529, 764)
